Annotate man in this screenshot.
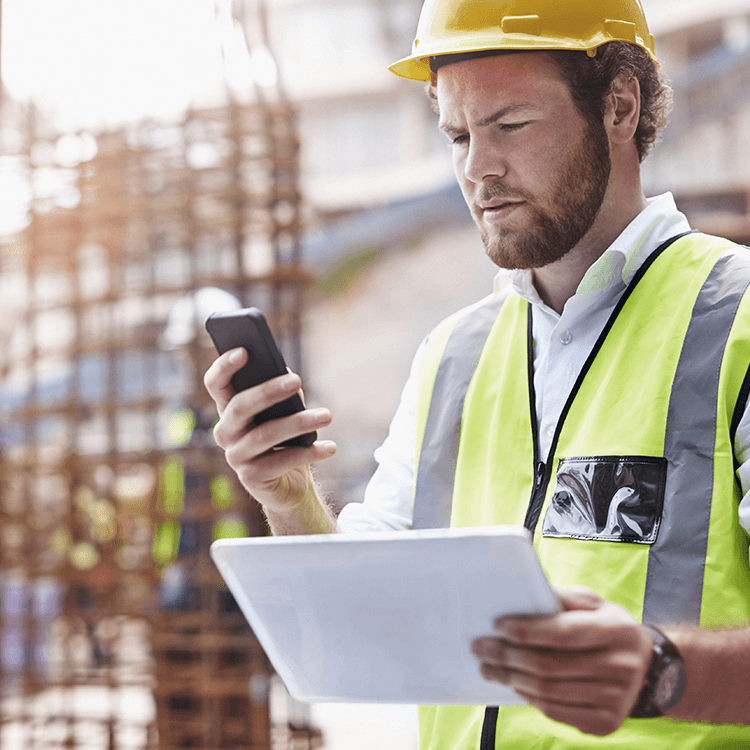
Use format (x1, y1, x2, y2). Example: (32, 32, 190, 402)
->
(204, 0, 750, 746)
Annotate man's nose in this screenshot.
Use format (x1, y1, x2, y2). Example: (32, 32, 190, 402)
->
(463, 134, 508, 185)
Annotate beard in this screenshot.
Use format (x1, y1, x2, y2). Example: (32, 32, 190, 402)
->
(473, 117, 611, 270)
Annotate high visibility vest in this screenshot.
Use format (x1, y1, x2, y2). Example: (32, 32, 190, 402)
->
(413, 233, 750, 749)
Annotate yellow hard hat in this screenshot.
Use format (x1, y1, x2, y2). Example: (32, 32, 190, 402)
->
(388, 0, 656, 81)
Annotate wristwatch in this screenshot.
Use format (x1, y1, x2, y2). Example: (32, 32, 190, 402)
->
(630, 625, 687, 718)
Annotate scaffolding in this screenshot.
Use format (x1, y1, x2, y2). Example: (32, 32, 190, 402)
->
(0, 3, 320, 749)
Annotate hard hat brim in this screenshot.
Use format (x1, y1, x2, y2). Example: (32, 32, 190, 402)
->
(389, 35, 656, 82)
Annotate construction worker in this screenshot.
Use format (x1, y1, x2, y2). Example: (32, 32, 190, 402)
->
(204, 0, 750, 746)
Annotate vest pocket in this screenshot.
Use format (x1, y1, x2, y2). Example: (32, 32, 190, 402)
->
(542, 456, 667, 544)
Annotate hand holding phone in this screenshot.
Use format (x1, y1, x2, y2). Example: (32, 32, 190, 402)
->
(205, 308, 316, 448)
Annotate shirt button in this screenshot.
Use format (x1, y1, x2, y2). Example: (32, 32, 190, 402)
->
(559, 330, 572, 345)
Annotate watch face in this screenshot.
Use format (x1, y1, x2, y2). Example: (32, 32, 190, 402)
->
(654, 660, 686, 711)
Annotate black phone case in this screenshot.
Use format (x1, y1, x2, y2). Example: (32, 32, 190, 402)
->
(205, 308, 316, 448)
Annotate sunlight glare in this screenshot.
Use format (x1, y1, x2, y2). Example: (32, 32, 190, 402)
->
(2, 0, 228, 129)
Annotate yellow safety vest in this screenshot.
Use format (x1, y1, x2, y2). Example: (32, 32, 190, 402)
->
(413, 233, 750, 749)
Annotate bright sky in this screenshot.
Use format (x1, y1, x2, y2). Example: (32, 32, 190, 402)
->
(3, 0, 750, 131)
(1, 0, 233, 129)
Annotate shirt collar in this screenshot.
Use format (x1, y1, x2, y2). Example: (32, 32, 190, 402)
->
(493, 192, 692, 306)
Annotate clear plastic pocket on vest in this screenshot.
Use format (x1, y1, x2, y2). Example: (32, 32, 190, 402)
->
(541, 456, 667, 544)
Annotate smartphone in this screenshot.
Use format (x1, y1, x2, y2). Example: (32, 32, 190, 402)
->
(205, 307, 316, 448)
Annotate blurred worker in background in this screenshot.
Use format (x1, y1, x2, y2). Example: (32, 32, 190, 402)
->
(205, 0, 750, 747)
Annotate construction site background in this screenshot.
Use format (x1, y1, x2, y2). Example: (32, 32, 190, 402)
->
(0, 2, 329, 749)
(2, 1, 750, 750)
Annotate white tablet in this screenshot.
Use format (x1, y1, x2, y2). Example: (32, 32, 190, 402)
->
(210, 526, 559, 705)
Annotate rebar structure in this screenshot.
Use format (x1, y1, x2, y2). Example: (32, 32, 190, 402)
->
(0, 2, 321, 748)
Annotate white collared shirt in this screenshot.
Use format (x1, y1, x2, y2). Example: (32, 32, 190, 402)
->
(338, 193, 750, 537)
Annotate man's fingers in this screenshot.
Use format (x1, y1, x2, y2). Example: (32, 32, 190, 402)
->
(473, 634, 646, 737)
(556, 587, 604, 612)
(478, 660, 625, 705)
(473, 591, 654, 738)
(203, 347, 248, 414)
(222, 405, 332, 461)
(472, 636, 639, 685)
(212, 371, 303, 446)
(493, 605, 641, 652)
(287, 366, 307, 406)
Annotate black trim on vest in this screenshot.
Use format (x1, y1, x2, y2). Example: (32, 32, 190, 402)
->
(731, 361, 750, 477)
(731, 358, 750, 500)
(526, 304, 546, 521)
(479, 706, 499, 750)
(729, 245, 750, 470)
(522, 231, 696, 534)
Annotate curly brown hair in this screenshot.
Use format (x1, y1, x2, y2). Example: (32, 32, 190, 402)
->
(427, 42, 673, 162)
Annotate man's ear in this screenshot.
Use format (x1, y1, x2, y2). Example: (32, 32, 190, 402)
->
(607, 74, 641, 146)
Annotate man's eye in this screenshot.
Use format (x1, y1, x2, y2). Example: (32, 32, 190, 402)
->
(451, 134, 469, 145)
(501, 122, 528, 132)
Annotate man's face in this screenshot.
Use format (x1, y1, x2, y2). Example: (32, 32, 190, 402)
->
(436, 52, 611, 270)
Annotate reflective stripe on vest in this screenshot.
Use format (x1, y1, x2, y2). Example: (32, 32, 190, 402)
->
(413, 288, 509, 529)
(646, 249, 750, 624)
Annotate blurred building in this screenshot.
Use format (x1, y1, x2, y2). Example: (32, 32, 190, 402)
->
(266, 0, 449, 210)
(644, 0, 750, 243)
(256, 0, 468, 273)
